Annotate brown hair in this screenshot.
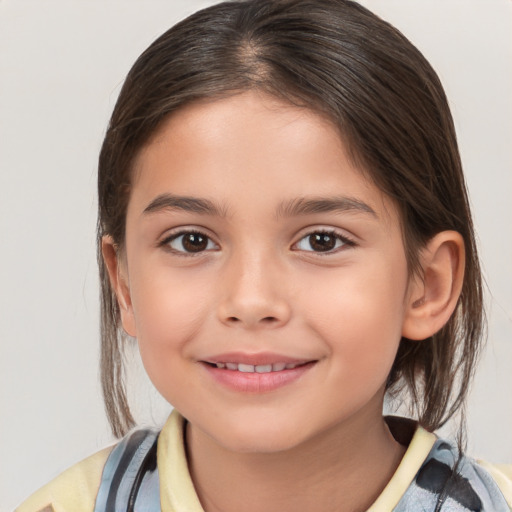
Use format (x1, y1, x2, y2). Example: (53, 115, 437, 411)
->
(98, 0, 484, 438)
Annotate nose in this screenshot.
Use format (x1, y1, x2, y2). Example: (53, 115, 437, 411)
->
(216, 250, 292, 329)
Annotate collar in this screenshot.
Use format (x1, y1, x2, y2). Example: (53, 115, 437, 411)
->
(157, 410, 437, 512)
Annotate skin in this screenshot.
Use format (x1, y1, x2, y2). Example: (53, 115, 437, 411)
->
(103, 91, 464, 512)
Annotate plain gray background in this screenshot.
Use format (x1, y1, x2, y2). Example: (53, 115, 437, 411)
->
(1, 1, 511, 510)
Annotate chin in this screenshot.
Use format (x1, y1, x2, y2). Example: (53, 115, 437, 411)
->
(210, 416, 310, 454)
(222, 431, 302, 454)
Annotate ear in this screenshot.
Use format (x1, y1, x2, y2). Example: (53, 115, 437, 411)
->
(402, 231, 465, 340)
(101, 236, 137, 337)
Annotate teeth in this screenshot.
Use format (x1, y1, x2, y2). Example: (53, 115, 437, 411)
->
(213, 362, 302, 373)
(255, 364, 272, 373)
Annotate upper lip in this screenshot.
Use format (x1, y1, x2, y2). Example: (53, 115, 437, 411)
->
(202, 352, 315, 366)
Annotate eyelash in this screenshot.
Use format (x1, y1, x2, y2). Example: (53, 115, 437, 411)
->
(160, 228, 356, 257)
(160, 230, 219, 256)
(292, 229, 356, 254)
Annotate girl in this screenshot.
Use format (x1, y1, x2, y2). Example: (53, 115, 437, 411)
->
(15, 0, 512, 510)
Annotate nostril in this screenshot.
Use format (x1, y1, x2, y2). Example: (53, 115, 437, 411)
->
(225, 315, 277, 324)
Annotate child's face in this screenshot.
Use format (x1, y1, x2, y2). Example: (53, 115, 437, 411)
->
(117, 91, 413, 453)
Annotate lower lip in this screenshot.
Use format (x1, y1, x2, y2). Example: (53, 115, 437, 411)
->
(201, 362, 316, 393)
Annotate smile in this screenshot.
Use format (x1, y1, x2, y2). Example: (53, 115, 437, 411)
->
(201, 355, 317, 393)
(212, 362, 303, 373)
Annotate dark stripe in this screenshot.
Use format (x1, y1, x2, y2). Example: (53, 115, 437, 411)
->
(127, 435, 159, 512)
(105, 430, 149, 511)
(417, 459, 482, 512)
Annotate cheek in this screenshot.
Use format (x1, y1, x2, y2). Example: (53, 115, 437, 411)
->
(128, 266, 213, 377)
(131, 261, 211, 328)
(300, 259, 407, 372)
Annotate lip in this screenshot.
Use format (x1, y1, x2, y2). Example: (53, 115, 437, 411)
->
(200, 352, 317, 393)
(203, 351, 312, 366)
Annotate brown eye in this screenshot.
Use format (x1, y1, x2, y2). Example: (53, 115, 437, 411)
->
(167, 231, 216, 253)
(294, 231, 354, 253)
(308, 233, 336, 252)
(182, 233, 208, 252)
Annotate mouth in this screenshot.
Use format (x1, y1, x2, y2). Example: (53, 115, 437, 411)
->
(203, 361, 308, 373)
(200, 354, 317, 393)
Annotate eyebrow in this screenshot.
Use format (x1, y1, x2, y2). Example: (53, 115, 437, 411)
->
(142, 193, 376, 219)
(276, 196, 377, 219)
(143, 194, 227, 217)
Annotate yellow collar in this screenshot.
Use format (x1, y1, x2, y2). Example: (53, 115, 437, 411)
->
(157, 410, 437, 512)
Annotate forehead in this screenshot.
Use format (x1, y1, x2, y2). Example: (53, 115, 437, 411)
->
(130, 91, 397, 224)
(136, 92, 345, 172)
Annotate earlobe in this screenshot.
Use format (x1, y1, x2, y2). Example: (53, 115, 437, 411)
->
(402, 231, 465, 341)
(101, 236, 137, 337)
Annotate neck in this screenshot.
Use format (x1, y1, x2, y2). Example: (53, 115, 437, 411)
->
(186, 404, 406, 512)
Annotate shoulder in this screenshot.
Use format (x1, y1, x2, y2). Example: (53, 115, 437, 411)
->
(16, 427, 162, 512)
(14, 445, 113, 512)
(399, 436, 512, 511)
(380, 419, 512, 511)
(477, 460, 512, 508)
